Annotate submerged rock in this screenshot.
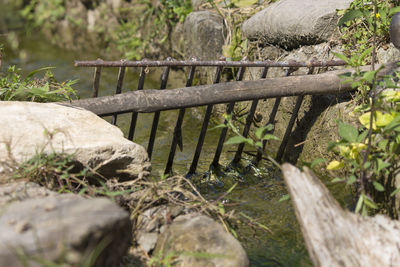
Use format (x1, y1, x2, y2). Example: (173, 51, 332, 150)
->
(154, 214, 249, 267)
(242, 0, 352, 49)
(0, 187, 131, 266)
(0, 101, 151, 181)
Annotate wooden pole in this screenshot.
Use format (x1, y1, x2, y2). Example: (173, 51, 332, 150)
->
(62, 63, 398, 116)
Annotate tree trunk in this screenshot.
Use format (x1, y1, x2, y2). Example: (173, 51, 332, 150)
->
(281, 163, 400, 267)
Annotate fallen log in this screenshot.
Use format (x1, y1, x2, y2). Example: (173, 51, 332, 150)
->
(61, 68, 353, 116)
(61, 62, 398, 116)
(281, 163, 400, 267)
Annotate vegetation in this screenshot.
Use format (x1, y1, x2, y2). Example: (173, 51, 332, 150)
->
(116, 0, 192, 59)
(337, 0, 400, 59)
(0, 65, 77, 102)
(325, 0, 400, 218)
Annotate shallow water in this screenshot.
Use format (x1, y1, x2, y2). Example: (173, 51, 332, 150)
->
(0, 8, 318, 266)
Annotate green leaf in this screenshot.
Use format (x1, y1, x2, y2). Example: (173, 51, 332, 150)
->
(356, 130, 368, 143)
(338, 9, 363, 26)
(225, 136, 253, 145)
(262, 134, 279, 141)
(255, 141, 263, 148)
(355, 194, 364, 213)
(389, 7, 400, 16)
(363, 196, 378, 209)
(231, 0, 258, 8)
(279, 194, 290, 202)
(310, 158, 326, 168)
(331, 177, 345, 183)
(376, 158, 391, 173)
(362, 70, 376, 83)
(255, 127, 265, 140)
(225, 182, 238, 195)
(25, 67, 55, 80)
(338, 122, 358, 142)
(378, 139, 388, 150)
(333, 52, 349, 63)
(373, 181, 385, 192)
(347, 175, 357, 185)
(390, 187, 400, 197)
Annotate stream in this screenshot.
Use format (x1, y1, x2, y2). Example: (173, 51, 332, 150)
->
(0, 6, 320, 266)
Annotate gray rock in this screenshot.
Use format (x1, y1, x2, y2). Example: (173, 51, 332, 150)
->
(242, 0, 352, 49)
(184, 11, 226, 60)
(390, 12, 400, 49)
(0, 193, 131, 266)
(154, 214, 249, 267)
(135, 205, 186, 253)
(377, 43, 400, 64)
(0, 102, 151, 181)
(191, 0, 205, 11)
(0, 181, 55, 206)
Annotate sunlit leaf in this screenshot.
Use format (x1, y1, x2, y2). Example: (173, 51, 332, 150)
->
(279, 194, 290, 202)
(355, 194, 364, 213)
(231, 0, 258, 8)
(373, 181, 385, 192)
(225, 136, 253, 145)
(326, 160, 344, 170)
(333, 52, 349, 63)
(262, 133, 279, 141)
(338, 122, 358, 142)
(338, 9, 363, 26)
(310, 158, 326, 168)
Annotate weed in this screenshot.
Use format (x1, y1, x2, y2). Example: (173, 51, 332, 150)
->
(328, 0, 400, 217)
(0, 65, 78, 102)
(337, 0, 400, 60)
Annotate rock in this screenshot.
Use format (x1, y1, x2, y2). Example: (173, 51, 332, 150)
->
(154, 214, 249, 267)
(0, 102, 151, 181)
(390, 12, 400, 49)
(377, 43, 400, 64)
(135, 205, 186, 253)
(184, 11, 226, 60)
(242, 0, 352, 49)
(0, 193, 132, 266)
(0, 181, 55, 206)
(191, 0, 205, 11)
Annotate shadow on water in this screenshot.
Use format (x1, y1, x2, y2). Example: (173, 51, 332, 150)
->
(0, 10, 320, 266)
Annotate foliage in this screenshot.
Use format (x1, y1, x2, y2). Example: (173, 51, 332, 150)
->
(329, 0, 400, 217)
(20, 0, 65, 30)
(0, 65, 77, 102)
(337, 0, 400, 60)
(220, 114, 280, 168)
(116, 0, 192, 59)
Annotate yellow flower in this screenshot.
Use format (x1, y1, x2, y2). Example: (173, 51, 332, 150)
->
(376, 13, 380, 19)
(327, 160, 344, 170)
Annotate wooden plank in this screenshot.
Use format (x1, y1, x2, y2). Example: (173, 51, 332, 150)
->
(281, 163, 400, 267)
(62, 63, 398, 116)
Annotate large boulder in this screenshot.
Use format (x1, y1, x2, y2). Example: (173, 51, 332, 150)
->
(184, 11, 226, 60)
(0, 185, 132, 266)
(242, 0, 353, 49)
(154, 214, 249, 267)
(0, 102, 151, 180)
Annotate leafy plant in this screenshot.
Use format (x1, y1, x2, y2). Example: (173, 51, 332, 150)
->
(337, 0, 400, 59)
(116, 0, 192, 59)
(328, 0, 400, 217)
(20, 0, 65, 31)
(0, 65, 78, 102)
